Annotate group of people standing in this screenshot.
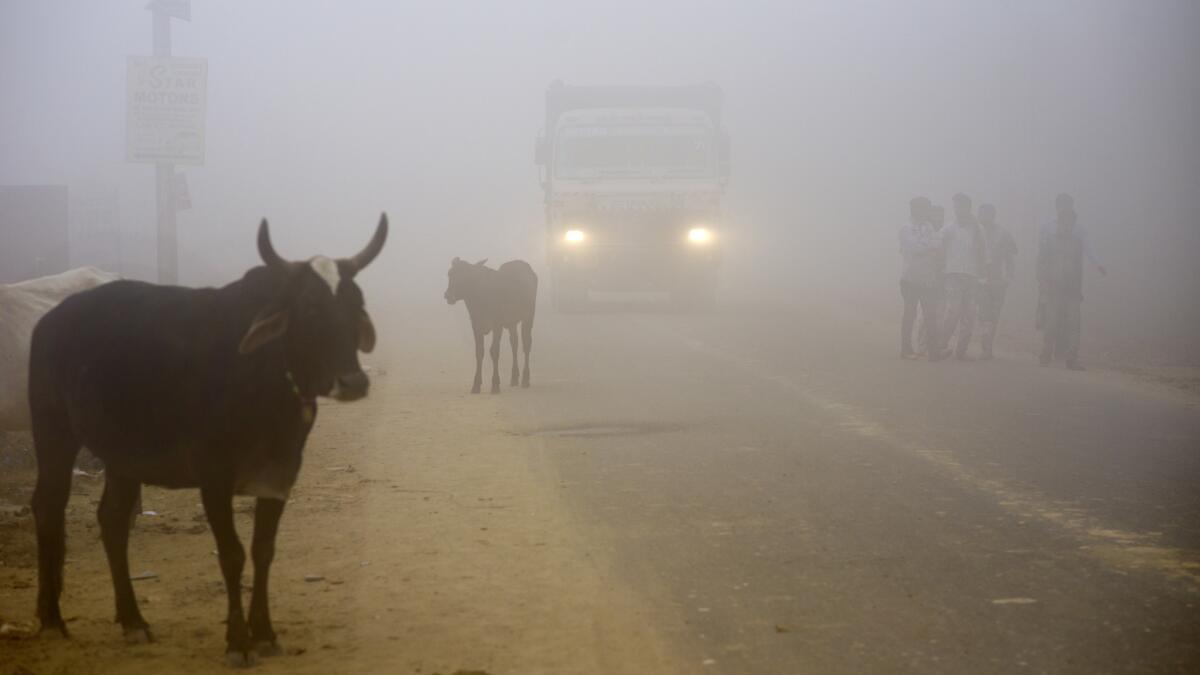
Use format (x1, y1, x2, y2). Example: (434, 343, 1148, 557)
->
(898, 192, 1104, 369)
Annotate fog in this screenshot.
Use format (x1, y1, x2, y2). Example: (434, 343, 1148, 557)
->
(3, 0, 1199, 361)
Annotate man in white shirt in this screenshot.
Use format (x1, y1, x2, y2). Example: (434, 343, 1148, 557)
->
(898, 197, 943, 360)
(917, 203, 946, 356)
(977, 203, 1017, 359)
(938, 193, 986, 360)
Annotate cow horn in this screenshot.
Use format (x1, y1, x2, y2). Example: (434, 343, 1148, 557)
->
(345, 212, 389, 274)
(257, 219, 288, 269)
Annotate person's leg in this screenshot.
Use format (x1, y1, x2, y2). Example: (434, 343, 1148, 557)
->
(1064, 299, 1083, 369)
(954, 278, 978, 359)
(921, 284, 945, 356)
(940, 275, 964, 355)
(917, 287, 942, 361)
(1039, 295, 1057, 365)
(979, 283, 1002, 358)
(900, 281, 919, 357)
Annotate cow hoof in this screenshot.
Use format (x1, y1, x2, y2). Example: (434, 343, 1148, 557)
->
(226, 649, 258, 668)
(521, 382, 530, 389)
(252, 640, 282, 657)
(490, 386, 501, 394)
(471, 386, 481, 394)
(123, 626, 154, 644)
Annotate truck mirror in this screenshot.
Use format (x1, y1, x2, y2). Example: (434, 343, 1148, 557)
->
(535, 137, 547, 166)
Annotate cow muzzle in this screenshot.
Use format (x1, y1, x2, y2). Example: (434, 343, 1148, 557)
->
(332, 371, 370, 401)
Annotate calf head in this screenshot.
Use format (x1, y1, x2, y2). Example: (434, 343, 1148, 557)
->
(239, 213, 388, 401)
(444, 257, 488, 305)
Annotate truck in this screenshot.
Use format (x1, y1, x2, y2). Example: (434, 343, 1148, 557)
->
(535, 81, 730, 310)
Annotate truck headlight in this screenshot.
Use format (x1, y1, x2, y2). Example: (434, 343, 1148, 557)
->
(687, 227, 714, 245)
(564, 229, 586, 244)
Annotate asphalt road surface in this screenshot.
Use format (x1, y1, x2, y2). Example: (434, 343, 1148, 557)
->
(2, 298, 1197, 674)
(496, 299, 1200, 673)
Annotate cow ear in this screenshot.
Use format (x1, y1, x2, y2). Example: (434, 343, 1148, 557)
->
(475, 258, 488, 267)
(238, 310, 290, 354)
(358, 310, 377, 353)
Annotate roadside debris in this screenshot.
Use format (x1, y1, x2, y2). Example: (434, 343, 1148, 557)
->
(304, 574, 325, 583)
(991, 597, 1037, 605)
(130, 571, 158, 581)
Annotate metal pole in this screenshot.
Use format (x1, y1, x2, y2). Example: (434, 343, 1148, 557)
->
(152, 9, 177, 284)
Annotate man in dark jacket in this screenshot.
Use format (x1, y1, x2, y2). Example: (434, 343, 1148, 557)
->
(1036, 207, 1088, 369)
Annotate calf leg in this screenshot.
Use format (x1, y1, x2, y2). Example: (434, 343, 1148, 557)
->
(201, 486, 253, 666)
(31, 423, 79, 637)
(248, 497, 285, 656)
(97, 474, 151, 642)
(489, 329, 502, 394)
(521, 316, 533, 388)
(472, 329, 484, 394)
(509, 324, 520, 386)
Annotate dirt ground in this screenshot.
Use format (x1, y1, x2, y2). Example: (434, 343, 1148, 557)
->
(2, 303, 1197, 674)
(0, 314, 683, 674)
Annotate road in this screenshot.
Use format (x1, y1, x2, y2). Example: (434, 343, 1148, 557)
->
(2, 299, 1198, 674)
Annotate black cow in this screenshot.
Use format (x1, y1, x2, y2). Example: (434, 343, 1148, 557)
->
(443, 258, 537, 394)
(28, 214, 387, 666)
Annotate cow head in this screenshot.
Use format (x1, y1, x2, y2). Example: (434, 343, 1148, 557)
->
(238, 213, 388, 402)
(443, 257, 488, 305)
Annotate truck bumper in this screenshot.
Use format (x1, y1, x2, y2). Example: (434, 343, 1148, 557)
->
(551, 244, 720, 292)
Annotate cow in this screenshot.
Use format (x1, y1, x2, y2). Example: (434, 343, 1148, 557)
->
(28, 214, 387, 666)
(1, 267, 120, 431)
(443, 258, 537, 394)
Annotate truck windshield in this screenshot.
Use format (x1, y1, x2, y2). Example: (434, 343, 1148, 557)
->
(554, 125, 714, 179)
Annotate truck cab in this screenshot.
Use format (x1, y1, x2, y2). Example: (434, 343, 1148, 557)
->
(536, 82, 730, 310)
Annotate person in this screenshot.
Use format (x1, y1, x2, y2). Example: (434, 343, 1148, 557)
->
(898, 197, 942, 360)
(1040, 193, 1107, 278)
(916, 203, 946, 356)
(976, 203, 1017, 359)
(938, 193, 986, 360)
(1037, 197, 1104, 370)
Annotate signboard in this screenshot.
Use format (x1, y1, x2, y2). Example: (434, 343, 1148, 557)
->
(146, 0, 191, 21)
(126, 56, 207, 165)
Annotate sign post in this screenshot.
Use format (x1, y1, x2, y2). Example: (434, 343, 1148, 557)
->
(127, 0, 202, 284)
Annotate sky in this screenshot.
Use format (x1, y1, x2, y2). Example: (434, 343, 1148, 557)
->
(2, 0, 1198, 362)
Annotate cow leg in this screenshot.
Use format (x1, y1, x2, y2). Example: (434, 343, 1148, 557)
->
(32, 422, 79, 638)
(509, 324, 520, 386)
(201, 487, 254, 666)
(472, 328, 484, 394)
(521, 316, 533, 388)
(489, 329, 502, 394)
(97, 474, 152, 642)
(248, 497, 285, 656)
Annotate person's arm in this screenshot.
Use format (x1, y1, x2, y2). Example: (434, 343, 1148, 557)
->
(900, 224, 936, 255)
(1081, 227, 1107, 276)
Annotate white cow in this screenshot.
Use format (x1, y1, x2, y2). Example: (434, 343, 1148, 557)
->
(1, 267, 120, 430)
